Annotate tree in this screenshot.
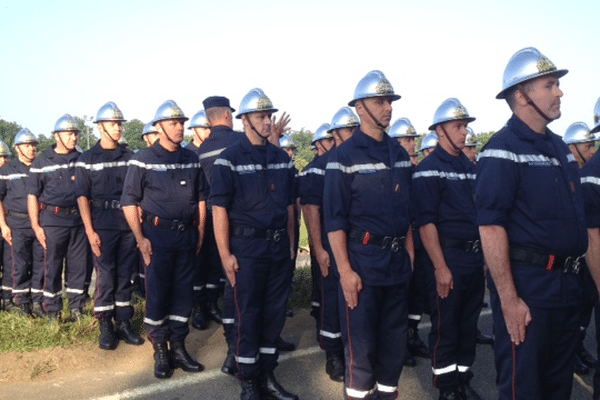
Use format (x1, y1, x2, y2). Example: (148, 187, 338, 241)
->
(290, 129, 314, 172)
(0, 118, 22, 149)
(122, 119, 145, 150)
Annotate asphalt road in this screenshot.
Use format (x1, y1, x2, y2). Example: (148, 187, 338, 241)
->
(2, 306, 597, 400)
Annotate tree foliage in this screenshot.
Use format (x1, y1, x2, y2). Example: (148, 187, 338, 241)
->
(0, 119, 22, 149)
(290, 128, 315, 172)
(122, 119, 145, 150)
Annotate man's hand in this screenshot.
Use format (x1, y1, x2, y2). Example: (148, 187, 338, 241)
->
(316, 247, 331, 277)
(272, 112, 291, 138)
(33, 225, 47, 250)
(86, 230, 102, 257)
(340, 270, 362, 309)
(435, 265, 454, 299)
(222, 253, 240, 286)
(138, 237, 153, 266)
(501, 296, 532, 345)
(1, 225, 12, 246)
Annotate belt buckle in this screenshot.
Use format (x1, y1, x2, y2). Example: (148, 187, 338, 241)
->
(382, 236, 400, 253)
(564, 256, 582, 274)
(170, 220, 185, 232)
(111, 200, 121, 209)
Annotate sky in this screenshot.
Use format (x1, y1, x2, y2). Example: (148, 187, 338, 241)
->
(1, 0, 598, 139)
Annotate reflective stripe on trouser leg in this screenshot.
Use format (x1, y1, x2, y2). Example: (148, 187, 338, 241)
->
(319, 258, 343, 352)
(340, 283, 407, 397)
(233, 256, 291, 380)
(143, 225, 195, 344)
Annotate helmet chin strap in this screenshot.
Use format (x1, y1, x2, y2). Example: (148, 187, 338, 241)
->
(573, 144, 588, 165)
(518, 84, 552, 122)
(158, 121, 180, 147)
(246, 116, 270, 142)
(360, 100, 386, 130)
(99, 122, 119, 144)
(439, 125, 461, 154)
(56, 132, 74, 153)
(16, 146, 34, 164)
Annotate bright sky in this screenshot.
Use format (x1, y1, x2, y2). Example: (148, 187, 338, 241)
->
(1, 0, 598, 138)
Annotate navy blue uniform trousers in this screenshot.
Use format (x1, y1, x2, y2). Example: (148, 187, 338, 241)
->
(489, 273, 580, 400)
(93, 229, 136, 321)
(10, 228, 44, 305)
(233, 255, 293, 380)
(340, 283, 408, 400)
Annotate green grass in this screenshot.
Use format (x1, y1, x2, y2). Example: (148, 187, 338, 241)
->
(0, 296, 146, 353)
(0, 264, 314, 354)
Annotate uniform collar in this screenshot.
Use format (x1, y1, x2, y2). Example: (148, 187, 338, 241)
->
(90, 140, 128, 155)
(433, 144, 465, 163)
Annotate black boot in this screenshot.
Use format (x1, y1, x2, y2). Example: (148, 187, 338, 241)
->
(153, 342, 173, 379)
(259, 370, 299, 400)
(458, 381, 483, 400)
(47, 311, 61, 323)
(578, 341, 597, 368)
(207, 299, 223, 324)
(407, 322, 429, 359)
(66, 308, 83, 322)
(3, 298, 17, 312)
(325, 351, 345, 382)
(115, 320, 144, 345)
(31, 302, 45, 318)
(99, 320, 117, 350)
(475, 329, 495, 346)
(221, 347, 237, 376)
(17, 303, 32, 317)
(404, 351, 417, 367)
(277, 336, 296, 352)
(191, 305, 207, 330)
(240, 378, 261, 400)
(575, 353, 590, 375)
(439, 387, 461, 400)
(170, 340, 204, 372)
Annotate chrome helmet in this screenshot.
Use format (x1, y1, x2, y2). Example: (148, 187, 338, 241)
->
(311, 123, 333, 144)
(14, 128, 39, 147)
(94, 101, 127, 123)
(419, 132, 439, 153)
(141, 121, 158, 139)
(389, 118, 419, 139)
(236, 88, 278, 119)
(464, 127, 480, 147)
(349, 70, 400, 107)
(563, 122, 595, 145)
(496, 47, 568, 100)
(188, 110, 210, 129)
(328, 107, 360, 132)
(279, 135, 296, 149)
(429, 98, 476, 131)
(152, 100, 188, 125)
(591, 97, 600, 134)
(53, 114, 80, 133)
(0, 139, 12, 156)
(118, 135, 128, 146)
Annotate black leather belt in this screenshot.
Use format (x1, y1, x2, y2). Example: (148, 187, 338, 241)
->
(231, 225, 285, 242)
(143, 213, 194, 232)
(439, 237, 481, 253)
(510, 246, 583, 274)
(349, 226, 405, 253)
(7, 210, 29, 219)
(40, 203, 79, 216)
(92, 199, 122, 210)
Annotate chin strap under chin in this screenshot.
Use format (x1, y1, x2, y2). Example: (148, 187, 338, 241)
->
(360, 99, 386, 130)
(158, 121, 180, 146)
(518, 84, 552, 122)
(439, 125, 461, 154)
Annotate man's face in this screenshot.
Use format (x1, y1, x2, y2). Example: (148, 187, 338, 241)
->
(0, 156, 8, 168)
(17, 143, 37, 162)
(360, 97, 393, 128)
(55, 130, 79, 151)
(245, 111, 272, 139)
(439, 120, 469, 151)
(336, 128, 354, 143)
(526, 75, 563, 121)
(399, 137, 416, 157)
(316, 138, 334, 154)
(193, 127, 211, 143)
(100, 121, 123, 141)
(570, 142, 596, 166)
(283, 147, 295, 159)
(423, 148, 434, 158)
(158, 119, 185, 144)
(462, 146, 477, 163)
(145, 132, 159, 147)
